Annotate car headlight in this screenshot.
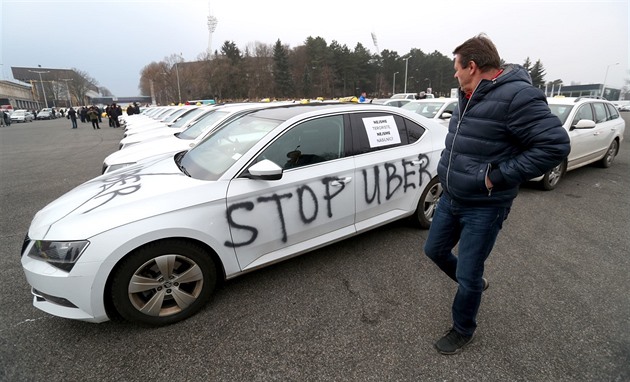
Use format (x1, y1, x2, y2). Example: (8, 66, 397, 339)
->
(104, 162, 135, 173)
(27, 240, 89, 272)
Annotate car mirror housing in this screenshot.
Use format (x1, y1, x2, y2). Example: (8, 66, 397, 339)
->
(246, 159, 283, 180)
(571, 119, 597, 130)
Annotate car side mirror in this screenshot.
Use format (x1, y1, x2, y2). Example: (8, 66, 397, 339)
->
(571, 119, 596, 130)
(440, 112, 452, 120)
(245, 159, 283, 180)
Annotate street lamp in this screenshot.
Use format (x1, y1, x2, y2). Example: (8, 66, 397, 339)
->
(175, 53, 183, 104)
(60, 78, 73, 107)
(403, 57, 410, 93)
(392, 71, 399, 94)
(600, 62, 619, 98)
(28, 68, 50, 108)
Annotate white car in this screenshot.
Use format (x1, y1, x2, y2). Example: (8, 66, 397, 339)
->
(118, 106, 215, 150)
(370, 99, 413, 108)
(122, 106, 182, 133)
(104, 103, 285, 173)
(391, 93, 435, 100)
(21, 103, 446, 325)
(11, 109, 35, 123)
(531, 96, 625, 190)
(400, 98, 458, 126)
(123, 106, 199, 136)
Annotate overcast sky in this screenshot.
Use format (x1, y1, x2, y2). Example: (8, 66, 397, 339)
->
(1, 0, 628, 97)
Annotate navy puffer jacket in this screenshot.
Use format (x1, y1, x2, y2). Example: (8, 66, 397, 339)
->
(438, 64, 570, 207)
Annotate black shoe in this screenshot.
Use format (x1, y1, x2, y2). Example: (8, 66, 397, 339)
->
(434, 328, 474, 355)
(483, 278, 489, 291)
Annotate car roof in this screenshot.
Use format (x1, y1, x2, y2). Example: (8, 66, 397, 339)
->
(405, 98, 457, 103)
(242, 103, 374, 121)
(547, 96, 613, 105)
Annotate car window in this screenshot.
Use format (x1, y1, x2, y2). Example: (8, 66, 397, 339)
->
(444, 102, 458, 114)
(349, 112, 424, 154)
(549, 104, 574, 125)
(255, 115, 345, 170)
(402, 102, 445, 118)
(592, 103, 607, 123)
(170, 107, 208, 128)
(605, 103, 620, 121)
(178, 110, 228, 140)
(572, 104, 593, 126)
(181, 113, 282, 180)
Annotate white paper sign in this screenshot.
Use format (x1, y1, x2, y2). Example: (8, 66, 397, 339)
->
(362, 116, 401, 147)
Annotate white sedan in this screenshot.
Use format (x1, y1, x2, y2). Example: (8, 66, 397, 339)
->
(103, 103, 285, 173)
(21, 103, 446, 325)
(531, 96, 625, 190)
(10, 110, 35, 123)
(118, 106, 214, 150)
(400, 98, 458, 126)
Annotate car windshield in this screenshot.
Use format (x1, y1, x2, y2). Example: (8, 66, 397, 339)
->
(179, 113, 282, 180)
(163, 108, 192, 123)
(548, 104, 574, 125)
(177, 110, 229, 140)
(170, 107, 210, 129)
(14, 111, 26, 115)
(401, 101, 446, 118)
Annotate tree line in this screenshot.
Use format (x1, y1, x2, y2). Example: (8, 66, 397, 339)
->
(137, 36, 558, 105)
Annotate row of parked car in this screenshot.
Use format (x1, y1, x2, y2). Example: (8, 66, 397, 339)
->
(19, 95, 625, 327)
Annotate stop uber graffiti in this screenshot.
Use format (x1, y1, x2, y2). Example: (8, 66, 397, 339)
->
(224, 154, 431, 248)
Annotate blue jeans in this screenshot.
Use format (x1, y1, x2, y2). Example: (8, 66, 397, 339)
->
(424, 194, 510, 337)
(71, 118, 77, 129)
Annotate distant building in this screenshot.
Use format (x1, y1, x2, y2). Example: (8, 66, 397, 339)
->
(0, 79, 38, 111)
(11, 66, 102, 108)
(547, 83, 621, 101)
(91, 96, 152, 107)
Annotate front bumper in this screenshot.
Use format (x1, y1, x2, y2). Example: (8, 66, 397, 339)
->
(21, 253, 110, 323)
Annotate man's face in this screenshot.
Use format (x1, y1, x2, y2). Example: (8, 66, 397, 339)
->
(453, 55, 473, 93)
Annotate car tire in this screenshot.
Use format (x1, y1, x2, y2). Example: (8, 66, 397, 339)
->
(540, 160, 566, 191)
(598, 140, 618, 168)
(411, 177, 442, 229)
(111, 240, 217, 326)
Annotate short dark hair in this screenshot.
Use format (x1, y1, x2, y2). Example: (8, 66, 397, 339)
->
(453, 33, 501, 72)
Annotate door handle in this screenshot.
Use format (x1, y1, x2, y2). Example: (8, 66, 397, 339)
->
(330, 177, 352, 187)
(411, 158, 427, 166)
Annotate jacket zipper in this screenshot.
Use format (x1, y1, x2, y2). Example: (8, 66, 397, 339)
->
(446, 83, 479, 195)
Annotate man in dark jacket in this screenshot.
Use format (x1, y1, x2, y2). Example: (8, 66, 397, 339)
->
(424, 34, 570, 355)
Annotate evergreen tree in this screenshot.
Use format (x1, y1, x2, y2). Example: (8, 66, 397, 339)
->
(272, 39, 294, 98)
(522, 57, 532, 73)
(530, 60, 546, 88)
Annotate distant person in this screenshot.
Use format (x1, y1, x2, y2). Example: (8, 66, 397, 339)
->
(79, 106, 88, 123)
(87, 106, 100, 129)
(0, 110, 6, 127)
(108, 103, 121, 128)
(358, 91, 367, 103)
(67, 107, 78, 129)
(415, 91, 427, 99)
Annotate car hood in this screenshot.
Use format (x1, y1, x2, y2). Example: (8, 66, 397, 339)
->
(104, 136, 193, 166)
(120, 127, 184, 145)
(30, 155, 226, 240)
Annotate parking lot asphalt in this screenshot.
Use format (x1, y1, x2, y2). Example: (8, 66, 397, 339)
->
(1, 114, 629, 381)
